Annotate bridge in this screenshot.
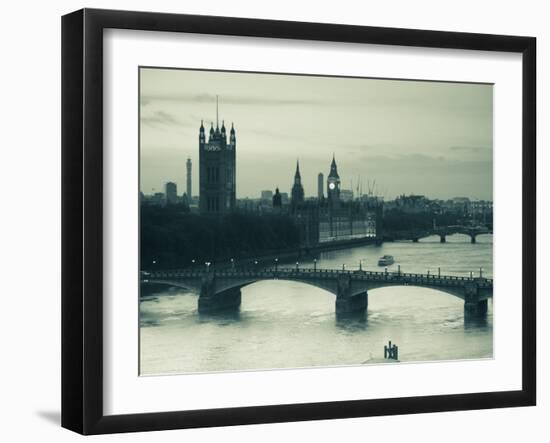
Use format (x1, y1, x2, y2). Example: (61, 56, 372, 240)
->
(142, 267, 493, 320)
(403, 225, 492, 243)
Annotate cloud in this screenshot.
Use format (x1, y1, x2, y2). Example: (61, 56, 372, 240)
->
(141, 111, 180, 127)
(141, 92, 324, 107)
(449, 145, 491, 153)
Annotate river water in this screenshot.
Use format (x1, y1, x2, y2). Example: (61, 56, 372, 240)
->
(140, 234, 493, 375)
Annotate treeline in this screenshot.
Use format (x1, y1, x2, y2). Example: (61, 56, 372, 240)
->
(141, 206, 301, 269)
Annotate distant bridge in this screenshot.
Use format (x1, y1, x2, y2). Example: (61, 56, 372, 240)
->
(400, 225, 493, 243)
(142, 267, 493, 319)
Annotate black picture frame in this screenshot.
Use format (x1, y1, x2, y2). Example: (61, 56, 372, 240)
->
(62, 8, 536, 435)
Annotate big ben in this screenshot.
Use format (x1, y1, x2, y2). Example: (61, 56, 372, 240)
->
(327, 155, 340, 208)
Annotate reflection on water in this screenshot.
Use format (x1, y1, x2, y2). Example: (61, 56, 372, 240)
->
(140, 235, 493, 375)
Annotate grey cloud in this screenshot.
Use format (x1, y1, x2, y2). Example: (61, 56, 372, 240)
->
(141, 111, 179, 127)
(449, 145, 491, 153)
(141, 92, 324, 107)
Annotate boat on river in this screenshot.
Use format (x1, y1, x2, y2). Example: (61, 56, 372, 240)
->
(377, 255, 395, 266)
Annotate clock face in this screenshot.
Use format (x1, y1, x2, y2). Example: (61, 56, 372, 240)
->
(329, 183, 335, 190)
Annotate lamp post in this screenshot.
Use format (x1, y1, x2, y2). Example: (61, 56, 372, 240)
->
(191, 259, 195, 269)
(275, 258, 278, 272)
(230, 258, 235, 270)
(438, 267, 441, 278)
(479, 267, 483, 278)
(470, 271, 473, 279)
(205, 262, 211, 273)
(313, 258, 317, 272)
(342, 263, 346, 271)
(296, 261, 299, 271)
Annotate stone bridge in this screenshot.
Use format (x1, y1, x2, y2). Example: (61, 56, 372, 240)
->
(407, 225, 493, 243)
(142, 267, 493, 319)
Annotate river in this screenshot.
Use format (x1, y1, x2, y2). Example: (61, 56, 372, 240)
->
(140, 234, 493, 375)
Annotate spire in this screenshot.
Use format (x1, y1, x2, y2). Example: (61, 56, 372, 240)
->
(295, 160, 301, 179)
(329, 154, 339, 179)
(216, 95, 219, 129)
(200, 119, 204, 131)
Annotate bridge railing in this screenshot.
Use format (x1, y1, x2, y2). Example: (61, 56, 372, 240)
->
(144, 267, 493, 288)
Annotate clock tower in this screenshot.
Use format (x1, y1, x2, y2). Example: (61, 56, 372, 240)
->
(290, 160, 305, 210)
(327, 155, 340, 208)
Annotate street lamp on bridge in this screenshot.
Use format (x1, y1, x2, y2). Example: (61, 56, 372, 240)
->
(274, 258, 278, 272)
(205, 262, 211, 272)
(313, 259, 317, 272)
(296, 261, 299, 271)
(230, 258, 235, 270)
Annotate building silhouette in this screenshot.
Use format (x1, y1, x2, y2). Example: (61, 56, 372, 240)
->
(165, 182, 178, 205)
(327, 155, 341, 208)
(199, 97, 236, 215)
(280, 192, 289, 205)
(186, 157, 192, 198)
(318, 172, 324, 200)
(290, 160, 305, 210)
(277, 156, 379, 245)
(272, 187, 282, 210)
(261, 190, 273, 201)
(340, 189, 354, 202)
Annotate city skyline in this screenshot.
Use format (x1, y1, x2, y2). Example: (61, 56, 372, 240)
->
(140, 68, 493, 200)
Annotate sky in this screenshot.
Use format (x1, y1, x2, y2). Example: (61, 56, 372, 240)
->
(139, 67, 493, 200)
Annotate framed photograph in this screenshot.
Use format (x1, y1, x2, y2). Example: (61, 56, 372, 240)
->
(62, 8, 536, 434)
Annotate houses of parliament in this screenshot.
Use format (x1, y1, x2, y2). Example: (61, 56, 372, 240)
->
(197, 98, 347, 216)
(195, 99, 378, 245)
(198, 97, 236, 215)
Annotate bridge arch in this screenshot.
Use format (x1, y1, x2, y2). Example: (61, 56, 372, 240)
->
(412, 228, 492, 244)
(360, 282, 466, 300)
(416, 232, 471, 243)
(145, 277, 341, 298)
(473, 232, 493, 240)
(212, 277, 341, 298)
